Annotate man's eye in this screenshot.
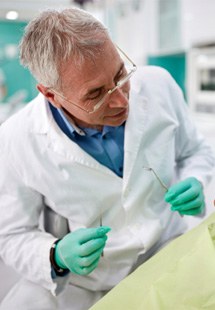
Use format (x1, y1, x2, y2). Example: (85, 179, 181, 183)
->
(87, 90, 103, 100)
(115, 67, 126, 83)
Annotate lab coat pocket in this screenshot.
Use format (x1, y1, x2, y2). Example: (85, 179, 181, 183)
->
(144, 136, 176, 191)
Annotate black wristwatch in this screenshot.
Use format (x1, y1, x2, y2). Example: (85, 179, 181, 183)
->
(50, 239, 69, 277)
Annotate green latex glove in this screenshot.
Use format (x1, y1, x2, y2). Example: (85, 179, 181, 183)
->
(55, 226, 111, 275)
(164, 177, 205, 216)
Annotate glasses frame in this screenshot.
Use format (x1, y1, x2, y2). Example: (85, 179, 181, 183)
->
(49, 45, 137, 114)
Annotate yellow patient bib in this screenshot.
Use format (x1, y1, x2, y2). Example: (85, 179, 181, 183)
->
(91, 212, 215, 310)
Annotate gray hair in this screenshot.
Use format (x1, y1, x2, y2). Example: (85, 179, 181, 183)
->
(19, 8, 109, 89)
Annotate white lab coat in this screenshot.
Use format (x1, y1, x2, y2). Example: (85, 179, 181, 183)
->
(0, 67, 214, 309)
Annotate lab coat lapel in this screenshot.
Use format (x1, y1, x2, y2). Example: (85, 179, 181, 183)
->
(123, 89, 149, 187)
(47, 120, 115, 175)
(33, 95, 114, 175)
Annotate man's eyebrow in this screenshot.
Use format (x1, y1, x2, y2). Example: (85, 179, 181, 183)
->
(83, 62, 125, 98)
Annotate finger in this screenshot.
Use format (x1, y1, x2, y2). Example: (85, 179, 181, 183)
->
(171, 195, 203, 212)
(79, 236, 107, 256)
(75, 226, 111, 244)
(178, 203, 204, 216)
(165, 179, 191, 201)
(79, 245, 105, 268)
(168, 186, 200, 205)
(79, 257, 101, 275)
(73, 257, 101, 276)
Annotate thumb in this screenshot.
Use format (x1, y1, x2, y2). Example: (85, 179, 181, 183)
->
(76, 226, 111, 244)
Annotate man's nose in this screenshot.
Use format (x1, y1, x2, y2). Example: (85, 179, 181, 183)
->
(108, 87, 128, 108)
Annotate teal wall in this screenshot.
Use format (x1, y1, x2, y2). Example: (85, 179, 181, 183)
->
(0, 21, 37, 103)
(0, 20, 186, 104)
(147, 52, 186, 99)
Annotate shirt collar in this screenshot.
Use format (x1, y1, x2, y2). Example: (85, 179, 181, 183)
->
(57, 107, 85, 136)
(57, 107, 117, 137)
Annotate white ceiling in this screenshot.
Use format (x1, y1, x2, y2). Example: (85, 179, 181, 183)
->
(0, 0, 79, 21)
(0, 1, 139, 22)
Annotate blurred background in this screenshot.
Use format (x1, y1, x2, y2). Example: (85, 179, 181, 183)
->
(0, 0, 215, 302)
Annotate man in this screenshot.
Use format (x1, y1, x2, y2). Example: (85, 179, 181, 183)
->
(0, 8, 214, 310)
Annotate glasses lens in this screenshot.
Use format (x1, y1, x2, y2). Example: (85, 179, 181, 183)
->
(90, 70, 133, 114)
(117, 68, 135, 88)
(90, 64, 136, 114)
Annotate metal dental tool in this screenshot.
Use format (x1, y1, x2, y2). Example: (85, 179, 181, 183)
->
(143, 166, 169, 191)
(143, 166, 183, 217)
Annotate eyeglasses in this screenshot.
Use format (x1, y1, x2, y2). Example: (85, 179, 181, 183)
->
(50, 46, 137, 114)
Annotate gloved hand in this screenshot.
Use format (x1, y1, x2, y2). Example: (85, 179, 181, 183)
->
(164, 177, 205, 216)
(55, 226, 111, 275)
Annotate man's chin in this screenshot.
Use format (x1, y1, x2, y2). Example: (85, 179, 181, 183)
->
(104, 109, 129, 127)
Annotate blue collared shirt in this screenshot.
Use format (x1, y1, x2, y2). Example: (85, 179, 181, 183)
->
(49, 103, 124, 177)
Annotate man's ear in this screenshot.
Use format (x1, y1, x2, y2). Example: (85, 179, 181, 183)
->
(37, 84, 61, 108)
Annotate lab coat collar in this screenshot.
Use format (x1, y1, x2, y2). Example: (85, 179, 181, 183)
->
(30, 93, 52, 134)
(31, 94, 114, 174)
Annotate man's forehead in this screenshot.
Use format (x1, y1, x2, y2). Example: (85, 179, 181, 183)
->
(61, 45, 121, 93)
(61, 60, 102, 92)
